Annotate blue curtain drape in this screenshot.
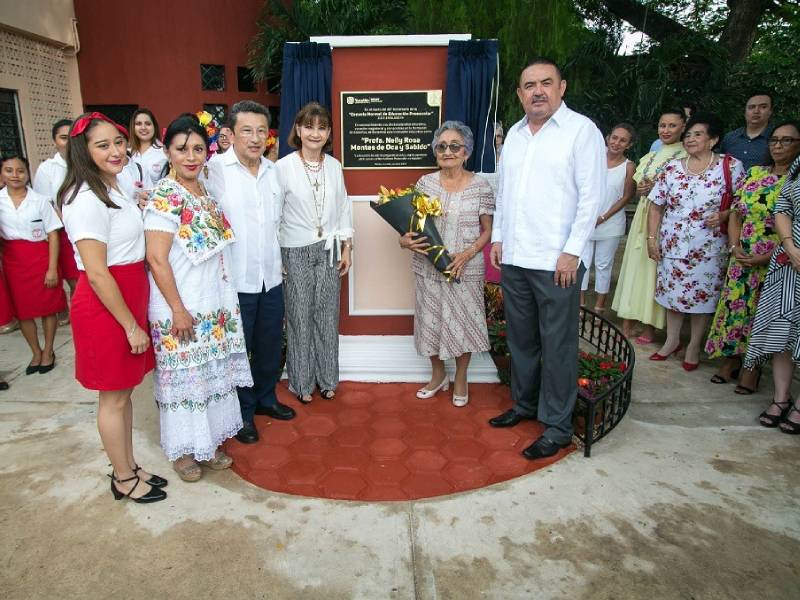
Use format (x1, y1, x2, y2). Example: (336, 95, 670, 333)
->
(444, 40, 499, 173)
(278, 42, 332, 159)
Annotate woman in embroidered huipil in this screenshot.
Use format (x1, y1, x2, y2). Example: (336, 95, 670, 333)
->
(705, 122, 800, 392)
(145, 115, 251, 482)
(646, 113, 745, 371)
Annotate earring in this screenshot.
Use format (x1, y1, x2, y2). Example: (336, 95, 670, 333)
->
(203, 165, 209, 179)
(168, 163, 176, 178)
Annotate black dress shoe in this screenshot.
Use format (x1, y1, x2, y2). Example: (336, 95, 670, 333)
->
(235, 422, 259, 444)
(521, 436, 570, 460)
(488, 409, 535, 428)
(255, 401, 296, 420)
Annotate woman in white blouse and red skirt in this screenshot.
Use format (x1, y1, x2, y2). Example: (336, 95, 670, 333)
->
(0, 155, 66, 374)
(59, 112, 167, 504)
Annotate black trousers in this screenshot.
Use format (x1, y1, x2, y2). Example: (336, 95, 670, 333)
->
(237, 283, 284, 424)
(501, 264, 584, 444)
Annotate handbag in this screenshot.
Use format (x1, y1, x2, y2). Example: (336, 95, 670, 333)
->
(719, 153, 733, 235)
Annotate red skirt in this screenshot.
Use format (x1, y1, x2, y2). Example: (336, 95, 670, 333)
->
(71, 261, 155, 391)
(1, 239, 67, 320)
(59, 229, 80, 281)
(0, 265, 14, 326)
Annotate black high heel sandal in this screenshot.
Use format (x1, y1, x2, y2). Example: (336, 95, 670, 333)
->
(759, 399, 790, 428)
(38, 352, 56, 374)
(320, 389, 335, 400)
(779, 406, 800, 435)
(734, 368, 761, 395)
(134, 464, 168, 488)
(296, 392, 312, 405)
(109, 472, 167, 503)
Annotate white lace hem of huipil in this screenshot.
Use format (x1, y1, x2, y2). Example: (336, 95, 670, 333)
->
(155, 353, 251, 461)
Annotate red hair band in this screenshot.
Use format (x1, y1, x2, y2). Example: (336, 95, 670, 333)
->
(70, 112, 129, 139)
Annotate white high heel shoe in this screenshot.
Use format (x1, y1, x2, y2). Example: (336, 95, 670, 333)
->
(452, 386, 469, 407)
(416, 376, 449, 399)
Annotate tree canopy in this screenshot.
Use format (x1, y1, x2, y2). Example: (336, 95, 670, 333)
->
(248, 0, 799, 156)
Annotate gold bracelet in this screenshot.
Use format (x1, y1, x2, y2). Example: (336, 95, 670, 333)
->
(782, 236, 793, 241)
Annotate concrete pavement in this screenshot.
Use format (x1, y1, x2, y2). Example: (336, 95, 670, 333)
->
(0, 320, 798, 600)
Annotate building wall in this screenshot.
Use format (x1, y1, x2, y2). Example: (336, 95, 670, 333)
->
(73, 0, 277, 129)
(0, 1, 82, 170)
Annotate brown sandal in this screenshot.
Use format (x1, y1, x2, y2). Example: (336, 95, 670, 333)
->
(199, 451, 233, 470)
(173, 457, 203, 482)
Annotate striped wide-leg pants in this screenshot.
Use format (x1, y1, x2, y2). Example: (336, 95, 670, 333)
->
(282, 241, 341, 395)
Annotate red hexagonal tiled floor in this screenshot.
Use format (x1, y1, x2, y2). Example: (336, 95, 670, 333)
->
(224, 381, 573, 501)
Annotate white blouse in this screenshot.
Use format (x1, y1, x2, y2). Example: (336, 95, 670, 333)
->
(276, 152, 353, 262)
(132, 144, 167, 185)
(32, 153, 67, 204)
(61, 185, 145, 270)
(117, 158, 153, 201)
(0, 187, 62, 242)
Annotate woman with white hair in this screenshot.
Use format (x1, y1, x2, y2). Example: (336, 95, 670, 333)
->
(399, 120, 495, 407)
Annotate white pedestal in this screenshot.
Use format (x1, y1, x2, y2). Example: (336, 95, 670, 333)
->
(337, 335, 500, 383)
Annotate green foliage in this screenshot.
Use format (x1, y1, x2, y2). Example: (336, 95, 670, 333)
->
(248, 0, 408, 92)
(407, 0, 584, 130)
(247, 0, 799, 148)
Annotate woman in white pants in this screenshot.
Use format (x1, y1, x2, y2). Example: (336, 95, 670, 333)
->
(581, 123, 636, 311)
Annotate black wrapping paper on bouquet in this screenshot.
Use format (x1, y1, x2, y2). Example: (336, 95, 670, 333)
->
(371, 186, 460, 283)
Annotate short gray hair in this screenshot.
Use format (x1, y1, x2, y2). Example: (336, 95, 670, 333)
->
(432, 120, 474, 157)
(229, 100, 270, 130)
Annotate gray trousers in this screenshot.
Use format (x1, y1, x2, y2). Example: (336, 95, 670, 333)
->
(282, 242, 341, 395)
(501, 264, 584, 444)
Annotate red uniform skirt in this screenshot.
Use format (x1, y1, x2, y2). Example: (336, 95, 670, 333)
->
(0, 264, 15, 326)
(58, 229, 80, 281)
(1, 239, 67, 320)
(71, 261, 154, 391)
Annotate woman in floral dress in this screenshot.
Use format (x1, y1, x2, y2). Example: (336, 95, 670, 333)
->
(145, 115, 251, 481)
(705, 122, 800, 392)
(646, 113, 745, 370)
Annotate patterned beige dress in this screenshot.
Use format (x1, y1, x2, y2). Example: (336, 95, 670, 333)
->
(412, 172, 494, 360)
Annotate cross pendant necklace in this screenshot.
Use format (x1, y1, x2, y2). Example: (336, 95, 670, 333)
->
(311, 179, 321, 192)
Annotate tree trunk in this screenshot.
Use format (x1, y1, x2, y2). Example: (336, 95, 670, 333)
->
(720, 0, 772, 62)
(599, 0, 774, 63)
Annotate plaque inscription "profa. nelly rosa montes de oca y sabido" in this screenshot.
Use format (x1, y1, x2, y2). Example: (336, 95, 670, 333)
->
(340, 90, 442, 169)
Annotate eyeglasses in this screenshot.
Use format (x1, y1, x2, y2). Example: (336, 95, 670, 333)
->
(433, 142, 464, 154)
(767, 137, 799, 147)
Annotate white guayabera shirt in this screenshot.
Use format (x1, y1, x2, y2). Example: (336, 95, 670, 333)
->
(492, 101, 607, 270)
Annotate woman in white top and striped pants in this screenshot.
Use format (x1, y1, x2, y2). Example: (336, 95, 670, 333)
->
(277, 102, 353, 405)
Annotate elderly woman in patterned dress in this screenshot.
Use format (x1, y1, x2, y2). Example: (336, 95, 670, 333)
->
(399, 121, 494, 407)
(705, 122, 800, 392)
(745, 153, 800, 433)
(646, 113, 745, 371)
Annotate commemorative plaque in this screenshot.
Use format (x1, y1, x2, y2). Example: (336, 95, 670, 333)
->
(340, 90, 442, 169)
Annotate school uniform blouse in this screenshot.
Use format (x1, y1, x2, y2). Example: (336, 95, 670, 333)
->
(276, 152, 353, 263)
(0, 187, 62, 241)
(61, 185, 145, 270)
(32, 153, 67, 203)
(132, 144, 167, 185)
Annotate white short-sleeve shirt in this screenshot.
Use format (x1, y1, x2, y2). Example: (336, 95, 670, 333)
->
(61, 185, 145, 270)
(132, 144, 167, 185)
(32, 153, 67, 204)
(0, 187, 63, 241)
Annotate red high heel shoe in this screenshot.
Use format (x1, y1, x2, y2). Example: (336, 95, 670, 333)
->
(649, 344, 683, 361)
(682, 361, 699, 371)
